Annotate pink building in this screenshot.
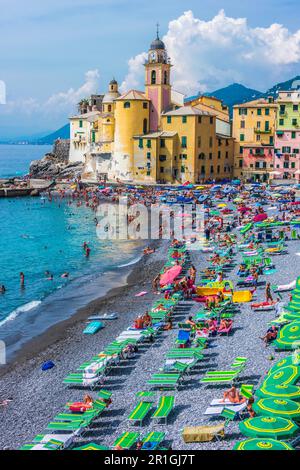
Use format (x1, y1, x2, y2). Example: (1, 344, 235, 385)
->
(242, 145, 274, 182)
(275, 130, 300, 181)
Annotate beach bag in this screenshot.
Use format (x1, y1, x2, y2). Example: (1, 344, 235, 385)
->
(42, 360, 55, 371)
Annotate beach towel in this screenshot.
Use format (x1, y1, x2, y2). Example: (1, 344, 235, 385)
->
(135, 291, 148, 297)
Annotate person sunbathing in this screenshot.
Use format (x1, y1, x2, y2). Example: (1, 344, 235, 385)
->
(222, 386, 246, 404)
(246, 397, 256, 418)
(83, 394, 93, 407)
(260, 325, 278, 347)
(186, 316, 196, 328)
(143, 311, 152, 327)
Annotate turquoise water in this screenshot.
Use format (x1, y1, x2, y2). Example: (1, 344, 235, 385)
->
(0, 144, 51, 177)
(0, 145, 143, 359)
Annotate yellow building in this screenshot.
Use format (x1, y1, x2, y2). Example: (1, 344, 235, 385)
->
(232, 97, 277, 181)
(70, 31, 234, 183)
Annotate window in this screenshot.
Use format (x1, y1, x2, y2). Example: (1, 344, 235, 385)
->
(181, 136, 187, 148)
(147, 139, 151, 148)
(124, 102, 131, 108)
(240, 121, 245, 129)
(240, 146, 243, 154)
(167, 116, 172, 124)
(265, 108, 270, 115)
(270, 136, 274, 145)
(181, 166, 185, 173)
(279, 118, 284, 126)
(201, 165, 205, 175)
(160, 167, 164, 173)
(257, 121, 261, 129)
(164, 71, 168, 85)
(151, 70, 156, 85)
(198, 136, 201, 147)
(210, 165, 214, 174)
(239, 160, 243, 168)
(217, 165, 220, 174)
(182, 116, 187, 124)
(209, 153, 213, 160)
(239, 108, 247, 115)
(280, 105, 286, 115)
(225, 151, 229, 159)
(292, 118, 298, 126)
(256, 135, 261, 141)
(182, 154, 187, 160)
(209, 137, 213, 147)
(265, 121, 270, 131)
(159, 155, 166, 162)
(147, 171, 151, 176)
(257, 108, 262, 115)
(240, 134, 245, 142)
(293, 105, 298, 112)
(160, 139, 165, 148)
(143, 102, 148, 109)
(143, 118, 148, 134)
(210, 117, 213, 124)
(138, 139, 143, 149)
(198, 153, 205, 160)
(291, 162, 296, 169)
(218, 151, 221, 159)
(147, 152, 151, 159)
(292, 131, 296, 139)
(79, 120, 83, 128)
(198, 116, 202, 124)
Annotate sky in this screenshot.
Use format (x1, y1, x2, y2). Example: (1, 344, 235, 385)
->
(0, 0, 300, 138)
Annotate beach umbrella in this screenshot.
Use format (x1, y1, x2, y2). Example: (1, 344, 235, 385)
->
(264, 365, 300, 387)
(159, 265, 182, 287)
(253, 398, 300, 419)
(273, 321, 300, 351)
(218, 203, 227, 208)
(73, 443, 110, 450)
(253, 213, 268, 223)
(239, 416, 299, 439)
(255, 384, 300, 401)
(233, 438, 294, 451)
(268, 354, 300, 376)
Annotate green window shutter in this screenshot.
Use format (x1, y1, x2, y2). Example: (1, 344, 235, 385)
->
(182, 136, 187, 148)
(182, 116, 187, 123)
(139, 138, 143, 148)
(167, 116, 172, 124)
(240, 134, 245, 142)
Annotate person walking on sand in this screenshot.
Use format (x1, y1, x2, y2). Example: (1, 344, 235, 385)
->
(20, 272, 25, 288)
(265, 282, 273, 303)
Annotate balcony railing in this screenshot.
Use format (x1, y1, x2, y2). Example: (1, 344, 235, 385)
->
(254, 128, 271, 134)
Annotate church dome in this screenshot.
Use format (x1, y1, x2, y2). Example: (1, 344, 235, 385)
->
(150, 37, 165, 50)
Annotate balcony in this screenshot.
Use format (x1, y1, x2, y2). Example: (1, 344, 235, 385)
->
(254, 128, 271, 134)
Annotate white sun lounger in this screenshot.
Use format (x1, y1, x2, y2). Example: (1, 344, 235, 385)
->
(204, 403, 247, 416)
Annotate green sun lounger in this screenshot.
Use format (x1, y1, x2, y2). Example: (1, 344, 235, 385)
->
(20, 440, 63, 451)
(136, 391, 156, 400)
(46, 421, 86, 432)
(53, 412, 95, 425)
(200, 370, 240, 385)
(240, 384, 254, 399)
(128, 401, 153, 425)
(113, 432, 140, 450)
(231, 357, 248, 368)
(142, 432, 165, 450)
(151, 395, 175, 424)
(98, 390, 112, 400)
(148, 373, 181, 390)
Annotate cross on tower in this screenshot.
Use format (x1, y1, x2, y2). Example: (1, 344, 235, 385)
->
(156, 22, 160, 39)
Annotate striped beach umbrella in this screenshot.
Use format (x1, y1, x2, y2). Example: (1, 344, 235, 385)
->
(274, 321, 300, 350)
(233, 438, 294, 451)
(239, 416, 299, 439)
(264, 365, 300, 387)
(268, 354, 300, 376)
(256, 384, 300, 401)
(73, 443, 110, 450)
(253, 398, 300, 419)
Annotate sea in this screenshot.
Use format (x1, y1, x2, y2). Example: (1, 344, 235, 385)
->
(0, 145, 144, 360)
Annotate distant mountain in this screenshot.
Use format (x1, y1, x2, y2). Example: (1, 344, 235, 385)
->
(34, 124, 70, 145)
(262, 76, 300, 99)
(205, 83, 263, 109)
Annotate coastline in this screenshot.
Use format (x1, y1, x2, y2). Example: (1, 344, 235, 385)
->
(0, 239, 167, 449)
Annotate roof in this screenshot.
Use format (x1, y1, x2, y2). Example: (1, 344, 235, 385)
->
(134, 131, 177, 139)
(69, 111, 100, 120)
(216, 133, 234, 140)
(116, 90, 149, 101)
(163, 106, 213, 117)
(102, 91, 120, 103)
(233, 98, 277, 108)
(150, 37, 165, 50)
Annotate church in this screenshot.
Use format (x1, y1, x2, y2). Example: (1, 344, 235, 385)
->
(68, 32, 234, 184)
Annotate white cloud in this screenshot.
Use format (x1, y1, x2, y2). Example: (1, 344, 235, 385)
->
(121, 9, 300, 96)
(1, 69, 100, 117)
